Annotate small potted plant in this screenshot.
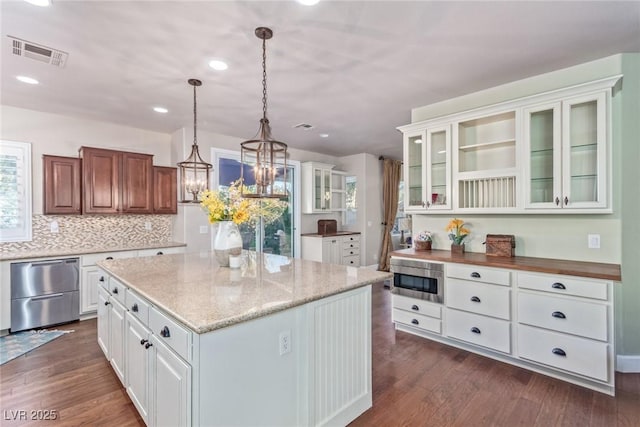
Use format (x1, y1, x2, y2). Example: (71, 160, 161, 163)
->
(414, 231, 433, 251)
(446, 218, 470, 254)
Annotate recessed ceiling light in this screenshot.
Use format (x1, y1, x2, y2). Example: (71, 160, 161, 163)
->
(208, 59, 228, 71)
(23, 0, 51, 6)
(297, 0, 320, 5)
(16, 75, 39, 85)
(414, 139, 423, 144)
(319, 133, 329, 138)
(153, 106, 169, 114)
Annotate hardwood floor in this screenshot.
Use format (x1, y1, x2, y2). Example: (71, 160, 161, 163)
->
(1, 282, 638, 426)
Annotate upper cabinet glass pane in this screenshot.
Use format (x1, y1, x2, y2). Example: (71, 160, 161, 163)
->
(569, 100, 598, 203)
(529, 109, 555, 204)
(406, 135, 423, 208)
(314, 169, 322, 210)
(429, 130, 447, 206)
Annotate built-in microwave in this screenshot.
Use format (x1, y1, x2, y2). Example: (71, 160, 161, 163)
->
(390, 258, 444, 304)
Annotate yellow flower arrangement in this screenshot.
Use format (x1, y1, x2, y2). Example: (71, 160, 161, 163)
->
(446, 218, 470, 245)
(200, 180, 286, 225)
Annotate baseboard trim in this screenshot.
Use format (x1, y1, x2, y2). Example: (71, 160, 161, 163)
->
(617, 355, 640, 373)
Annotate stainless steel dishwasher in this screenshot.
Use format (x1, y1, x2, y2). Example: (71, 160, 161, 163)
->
(11, 258, 80, 332)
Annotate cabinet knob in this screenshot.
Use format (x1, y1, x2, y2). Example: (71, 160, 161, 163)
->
(411, 305, 419, 311)
(160, 326, 171, 338)
(104, 301, 111, 306)
(140, 339, 148, 345)
(112, 287, 118, 294)
(145, 342, 153, 349)
(470, 296, 481, 303)
(131, 303, 139, 312)
(156, 251, 164, 255)
(470, 272, 481, 278)
(99, 276, 105, 282)
(470, 327, 481, 334)
(551, 282, 566, 290)
(564, 196, 569, 206)
(421, 201, 426, 207)
(551, 311, 566, 319)
(552, 347, 566, 357)
(106, 257, 114, 260)
(411, 319, 419, 325)
(555, 197, 560, 206)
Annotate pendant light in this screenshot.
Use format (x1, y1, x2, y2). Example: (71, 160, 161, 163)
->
(240, 27, 288, 199)
(178, 78, 212, 202)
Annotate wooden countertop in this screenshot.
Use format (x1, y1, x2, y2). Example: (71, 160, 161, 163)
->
(390, 248, 622, 281)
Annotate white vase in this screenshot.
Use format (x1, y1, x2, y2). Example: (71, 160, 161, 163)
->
(214, 221, 243, 267)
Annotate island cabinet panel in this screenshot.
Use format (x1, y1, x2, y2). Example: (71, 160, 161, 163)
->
(152, 337, 191, 427)
(153, 166, 177, 214)
(122, 152, 153, 213)
(43, 155, 82, 214)
(97, 285, 110, 358)
(125, 312, 151, 424)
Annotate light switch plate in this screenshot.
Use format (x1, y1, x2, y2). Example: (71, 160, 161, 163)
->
(588, 234, 601, 249)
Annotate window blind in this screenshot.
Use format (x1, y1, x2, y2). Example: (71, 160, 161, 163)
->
(0, 140, 32, 242)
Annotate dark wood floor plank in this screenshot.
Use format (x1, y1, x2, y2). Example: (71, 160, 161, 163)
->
(1, 283, 639, 427)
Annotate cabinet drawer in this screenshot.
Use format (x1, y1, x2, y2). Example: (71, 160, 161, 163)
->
(97, 269, 109, 291)
(518, 292, 608, 341)
(343, 255, 360, 267)
(446, 279, 511, 320)
(447, 264, 511, 286)
(343, 246, 360, 257)
(518, 325, 609, 382)
(137, 246, 185, 257)
(445, 308, 511, 354)
(109, 277, 127, 305)
(393, 309, 441, 335)
(518, 272, 609, 301)
(342, 240, 360, 251)
(83, 250, 138, 267)
(149, 307, 191, 362)
(125, 289, 150, 325)
(342, 234, 360, 244)
(392, 294, 442, 319)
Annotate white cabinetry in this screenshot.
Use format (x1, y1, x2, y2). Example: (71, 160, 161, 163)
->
(398, 75, 619, 214)
(97, 277, 126, 385)
(302, 233, 361, 267)
(151, 336, 191, 427)
(301, 162, 347, 214)
(523, 91, 608, 209)
(125, 312, 151, 424)
(389, 257, 616, 395)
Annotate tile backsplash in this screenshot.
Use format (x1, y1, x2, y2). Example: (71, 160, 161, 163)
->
(0, 215, 173, 254)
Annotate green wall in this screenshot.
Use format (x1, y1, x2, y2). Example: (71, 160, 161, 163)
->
(410, 54, 639, 358)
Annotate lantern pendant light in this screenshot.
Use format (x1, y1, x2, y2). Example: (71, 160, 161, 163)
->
(178, 78, 212, 202)
(240, 27, 288, 199)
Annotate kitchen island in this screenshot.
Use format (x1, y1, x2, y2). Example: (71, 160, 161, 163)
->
(97, 251, 391, 427)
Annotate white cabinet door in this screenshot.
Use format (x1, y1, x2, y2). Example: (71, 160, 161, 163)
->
(125, 312, 151, 424)
(97, 285, 110, 359)
(403, 130, 427, 211)
(151, 337, 191, 427)
(81, 267, 104, 314)
(321, 237, 342, 265)
(110, 298, 127, 385)
(426, 124, 452, 210)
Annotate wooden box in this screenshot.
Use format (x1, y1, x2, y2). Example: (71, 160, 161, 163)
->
(485, 234, 515, 257)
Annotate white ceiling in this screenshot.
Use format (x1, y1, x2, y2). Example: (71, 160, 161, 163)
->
(2, 1, 639, 160)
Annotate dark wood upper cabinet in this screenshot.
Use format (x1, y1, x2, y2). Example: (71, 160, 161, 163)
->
(43, 155, 82, 215)
(153, 166, 177, 214)
(80, 147, 153, 214)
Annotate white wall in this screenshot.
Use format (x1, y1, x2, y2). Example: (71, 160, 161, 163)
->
(0, 105, 172, 215)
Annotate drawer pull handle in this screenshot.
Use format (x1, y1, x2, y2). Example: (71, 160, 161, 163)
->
(131, 303, 139, 312)
(551, 282, 566, 290)
(471, 272, 481, 278)
(106, 257, 114, 260)
(157, 251, 164, 255)
(112, 287, 118, 294)
(564, 196, 569, 206)
(470, 327, 481, 334)
(411, 304, 420, 311)
(145, 342, 153, 349)
(470, 296, 481, 303)
(411, 319, 419, 325)
(140, 339, 148, 345)
(551, 311, 566, 319)
(160, 326, 171, 338)
(555, 197, 560, 206)
(552, 348, 566, 357)
(99, 276, 105, 282)
(104, 301, 111, 306)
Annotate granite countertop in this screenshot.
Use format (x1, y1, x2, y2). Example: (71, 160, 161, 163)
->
(98, 251, 392, 334)
(301, 231, 361, 237)
(390, 248, 622, 281)
(0, 241, 187, 262)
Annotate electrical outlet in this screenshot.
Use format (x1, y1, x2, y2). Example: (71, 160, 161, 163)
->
(588, 234, 601, 249)
(144, 222, 152, 231)
(50, 221, 59, 233)
(279, 330, 291, 355)
(200, 225, 209, 234)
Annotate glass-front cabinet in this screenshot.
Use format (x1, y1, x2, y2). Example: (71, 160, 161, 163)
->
(403, 131, 426, 211)
(524, 91, 607, 210)
(426, 125, 451, 210)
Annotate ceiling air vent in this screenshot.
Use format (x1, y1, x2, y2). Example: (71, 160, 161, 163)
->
(293, 123, 314, 130)
(8, 36, 68, 68)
